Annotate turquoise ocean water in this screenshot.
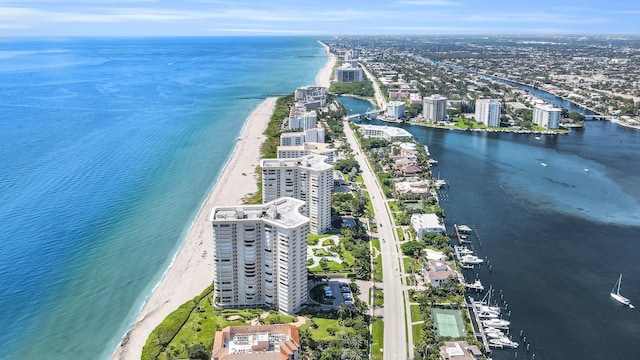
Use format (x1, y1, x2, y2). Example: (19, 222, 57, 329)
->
(0, 37, 326, 360)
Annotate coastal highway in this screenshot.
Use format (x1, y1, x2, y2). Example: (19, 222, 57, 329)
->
(342, 120, 413, 360)
(359, 62, 387, 111)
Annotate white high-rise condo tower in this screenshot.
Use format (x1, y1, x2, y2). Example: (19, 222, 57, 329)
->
(533, 103, 561, 129)
(210, 197, 309, 315)
(261, 154, 333, 234)
(475, 99, 502, 127)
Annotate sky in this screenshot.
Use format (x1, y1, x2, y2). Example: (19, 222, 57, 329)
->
(1, 0, 639, 37)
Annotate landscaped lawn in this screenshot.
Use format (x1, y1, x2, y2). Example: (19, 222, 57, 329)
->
(339, 240, 355, 265)
(313, 248, 330, 257)
(373, 288, 384, 307)
(372, 238, 381, 253)
(412, 323, 423, 344)
(374, 255, 383, 281)
(371, 318, 384, 360)
(263, 313, 297, 324)
(322, 238, 335, 246)
(410, 304, 422, 323)
(299, 316, 355, 342)
(403, 257, 420, 274)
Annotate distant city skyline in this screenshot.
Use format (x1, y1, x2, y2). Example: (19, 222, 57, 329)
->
(1, 0, 639, 37)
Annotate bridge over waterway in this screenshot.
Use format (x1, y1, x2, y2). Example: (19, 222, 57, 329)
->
(344, 109, 384, 120)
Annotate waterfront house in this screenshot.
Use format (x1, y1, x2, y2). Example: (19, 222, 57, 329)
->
(439, 341, 483, 360)
(423, 259, 458, 287)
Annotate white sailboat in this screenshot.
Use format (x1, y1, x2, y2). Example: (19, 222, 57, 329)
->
(610, 274, 634, 309)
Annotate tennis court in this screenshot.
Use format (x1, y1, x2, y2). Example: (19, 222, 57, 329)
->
(431, 308, 465, 338)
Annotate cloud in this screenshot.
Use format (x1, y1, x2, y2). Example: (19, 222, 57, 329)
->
(205, 27, 324, 35)
(460, 12, 610, 25)
(396, 0, 459, 5)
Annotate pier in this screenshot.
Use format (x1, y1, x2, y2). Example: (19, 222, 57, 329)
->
(467, 298, 492, 353)
(453, 224, 471, 245)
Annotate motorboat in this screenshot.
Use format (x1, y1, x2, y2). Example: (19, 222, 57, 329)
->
(460, 255, 484, 265)
(484, 327, 505, 339)
(476, 304, 501, 314)
(477, 311, 499, 319)
(457, 224, 472, 233)
(464, 279, 484, 291)
(610, 273, 634, 308)
(482, 318, 510, 329)
(584, 168, 590, 172)
(455, 246, 474, 256)
(489, 337, 519, 349)
(540, 162, 548, 167)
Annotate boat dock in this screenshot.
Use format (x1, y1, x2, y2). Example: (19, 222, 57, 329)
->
(453, 224, 471, 245)
(467, 297, 491, 353)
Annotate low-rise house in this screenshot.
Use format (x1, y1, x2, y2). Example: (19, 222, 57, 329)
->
(439, 341, 483, 360)
(423, 259, 458, 287)
(395, 180, 430, 200)
(411, 213, 445, 238)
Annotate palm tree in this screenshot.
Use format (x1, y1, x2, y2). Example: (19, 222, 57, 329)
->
(336, 303, 348, 319)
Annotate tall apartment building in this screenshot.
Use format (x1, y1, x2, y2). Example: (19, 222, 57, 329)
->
(295, 86, 327, 110)
(277, 142, 335, 165)
(475, 99, 502, 127)
(334, 64, 363, 83)
(423, 94, 448, 122)
(533, 103, 561, 129)
(280, 128, 325, 147)
(210, 197, 309, 315)
(288, 106, 317, 131)
(261, 154, 333, 234)
(387, 101, 406, 120)
(280, 132, 306, 146)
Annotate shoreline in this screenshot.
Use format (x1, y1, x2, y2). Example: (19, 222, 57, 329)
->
(111, 40, 335, 360)
(111, 98, 275, 360)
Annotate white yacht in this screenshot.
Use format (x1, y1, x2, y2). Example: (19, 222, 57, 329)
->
(460, 255, 484, 265)
(489, 337, 519, 349)
(477, 310, 499, 319)
(482, 318, 510, 329)
(484, 327, 505, 339)
(455, 246, 474, 256)
(464, 279, 484, 291)
(457, 224, 472, 233)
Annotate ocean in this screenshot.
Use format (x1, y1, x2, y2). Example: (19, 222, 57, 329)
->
(340, 95, 640, 359)
(0, 37, 326, 360)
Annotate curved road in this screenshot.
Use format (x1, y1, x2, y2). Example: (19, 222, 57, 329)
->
(342, 121, 413, 360)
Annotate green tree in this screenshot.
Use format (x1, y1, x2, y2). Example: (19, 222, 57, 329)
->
(401, 241, 426, 256)
(186, 342, 209, 360)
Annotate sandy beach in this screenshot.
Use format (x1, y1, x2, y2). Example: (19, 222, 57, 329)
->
(112, 42, 334, 360)
(316, 41, 337, 88)
(111, 98, 274, 360)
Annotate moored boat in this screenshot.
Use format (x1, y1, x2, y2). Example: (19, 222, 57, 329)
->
(482, 318, 510, 329)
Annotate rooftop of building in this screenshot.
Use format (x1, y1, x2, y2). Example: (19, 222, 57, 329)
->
(261, 154, 332, 171)
(411, 213, 445, 229)
(277, 143, 335, 155)
(212, 324, 300, 360)
(209, 197, 308, 229)
(439, 341, 483, 360)
(357, 124, 413, 138)
(534, 103, 562, 111)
